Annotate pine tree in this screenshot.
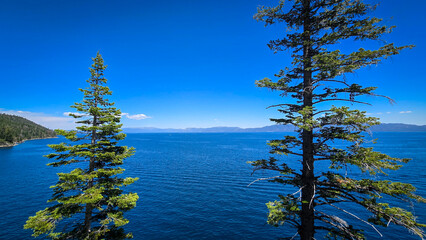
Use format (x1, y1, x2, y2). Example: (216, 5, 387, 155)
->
(250, 0, 425, 239)
(25, 52, 139, 239)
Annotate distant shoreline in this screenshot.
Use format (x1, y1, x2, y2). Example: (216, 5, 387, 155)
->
(0, 136, 57, 148)
(123, 123, 426, 134)
(122, 131, 426, 135)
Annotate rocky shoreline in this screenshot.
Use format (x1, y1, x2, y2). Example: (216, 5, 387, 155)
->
(0, 136, 57, 148)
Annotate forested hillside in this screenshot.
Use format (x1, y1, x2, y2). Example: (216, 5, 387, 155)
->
(0, 114, 56, 147)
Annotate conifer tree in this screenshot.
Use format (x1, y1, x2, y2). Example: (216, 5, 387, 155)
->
(250, 0, 425, 239)
(25, 52, 139, 239)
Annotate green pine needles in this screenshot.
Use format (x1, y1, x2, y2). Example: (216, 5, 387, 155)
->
(250, 0, 425, 239)
(24, 52, 139, 239)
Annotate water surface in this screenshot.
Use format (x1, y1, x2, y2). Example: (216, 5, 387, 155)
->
(0, 132, 424, 239)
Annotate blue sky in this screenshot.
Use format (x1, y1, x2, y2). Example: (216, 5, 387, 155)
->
(0, 0, 425, 129)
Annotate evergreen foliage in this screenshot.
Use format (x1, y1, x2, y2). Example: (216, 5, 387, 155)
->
(24, 52, 139, 239)
(250, 0, 425, 239)
(0, 113, 56, 146)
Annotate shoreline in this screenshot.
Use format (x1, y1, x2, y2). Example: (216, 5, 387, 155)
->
(0, 136, 57, 148)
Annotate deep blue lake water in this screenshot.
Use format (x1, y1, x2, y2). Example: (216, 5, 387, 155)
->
(0, 132, 425, 239)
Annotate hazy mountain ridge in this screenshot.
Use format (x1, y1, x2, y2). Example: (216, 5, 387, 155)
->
(123, 123, 426, 133)
(123, 125, 296, 133)
(370, 123, 426, 132)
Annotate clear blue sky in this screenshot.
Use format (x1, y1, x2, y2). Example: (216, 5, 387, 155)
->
(0, 0, 425, 129)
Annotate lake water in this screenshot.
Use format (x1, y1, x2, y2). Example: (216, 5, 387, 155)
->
(0, 132, 425, 239)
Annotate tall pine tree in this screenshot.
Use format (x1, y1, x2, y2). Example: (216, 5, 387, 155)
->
(25, 52, 139, 239)
(250, 0, 425, 239)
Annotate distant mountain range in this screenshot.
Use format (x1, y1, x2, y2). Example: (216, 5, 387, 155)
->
(123, 123, 426, 133)
(370, 123, 426, 132)
(123, 125, 296, 133)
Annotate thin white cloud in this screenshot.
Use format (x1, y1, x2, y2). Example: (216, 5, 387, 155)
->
(386, 112, 391, 114)
(399, 111, 412, 114)
(63, 112, 86, 117)
(0, 109, 76, 129)
(0, 109, 151, 129)
(121, 113, 151, 120)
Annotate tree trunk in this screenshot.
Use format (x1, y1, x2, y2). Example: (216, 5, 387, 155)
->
(300, 0, 315, 239)
(84, 203, 93, 234)
(84, 81, 99, 235)
(84, 129, 96, 234)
